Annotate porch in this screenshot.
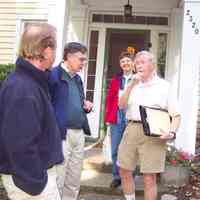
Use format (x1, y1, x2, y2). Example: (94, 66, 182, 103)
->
(51, 0, 200, 154)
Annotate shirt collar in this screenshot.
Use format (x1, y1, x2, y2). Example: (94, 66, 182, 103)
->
(139, 74, 159, 87)
(61, 62, 76, 78)
(123, 73, 133, 80)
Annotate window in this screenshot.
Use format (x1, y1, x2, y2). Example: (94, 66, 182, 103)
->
(86, 30, 99, 102)
(157, 33, 167, 78)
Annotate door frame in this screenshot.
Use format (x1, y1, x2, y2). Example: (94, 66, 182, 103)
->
(86, 22, 170, 139)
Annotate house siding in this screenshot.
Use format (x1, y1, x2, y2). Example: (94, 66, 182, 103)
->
(0, 0, 56, 64)
(0, 1, 16, 64)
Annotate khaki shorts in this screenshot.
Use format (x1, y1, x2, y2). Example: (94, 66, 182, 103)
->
(118, 122, 166, 173)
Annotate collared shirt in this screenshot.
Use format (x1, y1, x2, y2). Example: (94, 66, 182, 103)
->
(61, 62, 76, 78)
(126, 75, 180, 121)
(118, 73, 133, 99)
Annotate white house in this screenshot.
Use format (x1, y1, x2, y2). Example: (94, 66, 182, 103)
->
(0, 0, 200, 154)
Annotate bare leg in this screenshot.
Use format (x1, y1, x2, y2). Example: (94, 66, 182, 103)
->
(143, 173, 157, 200)
(119, 167, 135, 199)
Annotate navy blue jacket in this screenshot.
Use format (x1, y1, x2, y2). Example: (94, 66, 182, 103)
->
(0, 58, 63, 195)
(49, 64, 91, 139)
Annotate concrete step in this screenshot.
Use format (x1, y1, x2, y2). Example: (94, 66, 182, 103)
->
(81, 147, 167, 198)
(81, 169, 146, 196)
(83, 147, 112, 172)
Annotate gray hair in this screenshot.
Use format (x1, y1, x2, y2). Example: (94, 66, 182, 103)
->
(135, 50, 156, 67)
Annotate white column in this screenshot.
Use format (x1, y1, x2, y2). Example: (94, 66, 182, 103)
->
(87, 28, 106, 139)
(167, 8, 182, 81)
(48, 0, 70, 65)
(150, 30, 158, 63)
(177, 0, 200, 154)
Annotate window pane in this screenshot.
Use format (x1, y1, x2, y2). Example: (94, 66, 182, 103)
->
(86, 91, 94, 102)
(90, 31, 99, 44)
(87, 75, 95, 90)
(92, 14, 103, 22)
(88, 60, 97, 75)
(89, 46, 98, 59)
(157, 33, 167, 78)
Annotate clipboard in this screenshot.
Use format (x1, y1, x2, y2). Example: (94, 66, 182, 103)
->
(139, 105, 171, 137)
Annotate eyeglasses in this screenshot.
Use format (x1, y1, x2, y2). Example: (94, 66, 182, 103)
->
(72, 53, 88, 63)
(78, 57, 87, 62)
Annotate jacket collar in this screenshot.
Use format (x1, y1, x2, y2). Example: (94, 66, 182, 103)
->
(56, 63, 80, 83)
(15, 57, 50, 93)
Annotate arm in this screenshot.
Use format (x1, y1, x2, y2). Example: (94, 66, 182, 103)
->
(74, 75, 93, 113)
(170, 115, 181, 134)
(160, 83, 181, 140)
(160, 115, 181, 140)
(83, 100, 93, 113)
(105, 78, 118, 124)
(2, 97, 47, 195)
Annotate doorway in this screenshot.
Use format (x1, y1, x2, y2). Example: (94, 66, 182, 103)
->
(106, 29, 150, 86)
(99, 29, 151, 135)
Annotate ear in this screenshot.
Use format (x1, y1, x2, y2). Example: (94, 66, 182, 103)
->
(67, 53, 73, 60)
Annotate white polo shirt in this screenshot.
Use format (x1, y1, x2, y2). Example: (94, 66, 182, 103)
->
(126, 75, 180, 121)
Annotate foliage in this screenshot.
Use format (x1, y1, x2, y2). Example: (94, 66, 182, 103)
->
(0, 64, 15, 82)
(166, 145, 194, 168)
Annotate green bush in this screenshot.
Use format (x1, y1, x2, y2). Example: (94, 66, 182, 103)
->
(0, 63, 15, 82)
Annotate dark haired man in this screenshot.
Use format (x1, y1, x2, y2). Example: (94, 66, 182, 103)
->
(49, 42, 93, 200)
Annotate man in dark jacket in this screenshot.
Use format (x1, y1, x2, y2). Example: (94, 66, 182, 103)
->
(49, 42, 93, 200)
(0, 23, 63, 200)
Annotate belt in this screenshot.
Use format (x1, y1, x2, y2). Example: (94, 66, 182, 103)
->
(128, 120, 142, 123)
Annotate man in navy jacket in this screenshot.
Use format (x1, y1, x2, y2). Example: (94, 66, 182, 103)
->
(0, 23, 63, 200)
(49, 42, 93, 200)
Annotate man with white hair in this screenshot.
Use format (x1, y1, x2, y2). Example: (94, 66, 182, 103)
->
(118, 51, 181, 200)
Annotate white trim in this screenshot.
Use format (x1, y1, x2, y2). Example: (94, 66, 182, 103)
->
(48, 0, 69, 65)
(87, 15, 171, 138)
(86, 27, 106, 138)
(176, 1, 200, 154)
(90, 22, 170, 32)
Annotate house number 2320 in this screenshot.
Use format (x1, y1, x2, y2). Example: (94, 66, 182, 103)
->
(186, 9, 199, 35)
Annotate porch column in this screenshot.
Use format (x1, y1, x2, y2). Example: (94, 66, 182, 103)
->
(177, 0, 200, 154)
(48, 0, 70, 64)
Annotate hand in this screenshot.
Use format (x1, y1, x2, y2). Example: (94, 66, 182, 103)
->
(128, 73, 142, 88)
(159, 129, 175, 140)
(83, 100, 93, 112)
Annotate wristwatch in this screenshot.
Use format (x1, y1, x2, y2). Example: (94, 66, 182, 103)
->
(169, 131, 176, 139)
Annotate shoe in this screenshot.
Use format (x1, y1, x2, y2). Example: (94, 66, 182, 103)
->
(110, 179, 121, 188)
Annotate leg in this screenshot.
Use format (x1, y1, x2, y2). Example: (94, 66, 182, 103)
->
(110, 109, 126, 186)
(143, 173, 157, 200)
(110, 124, 123, 182)
(117, 123, 139, 200)
(119, 167, 135, 196)
(2, 167, 61, 200)
(56, 140, 70, 194)
(62, 129, 85, 200)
